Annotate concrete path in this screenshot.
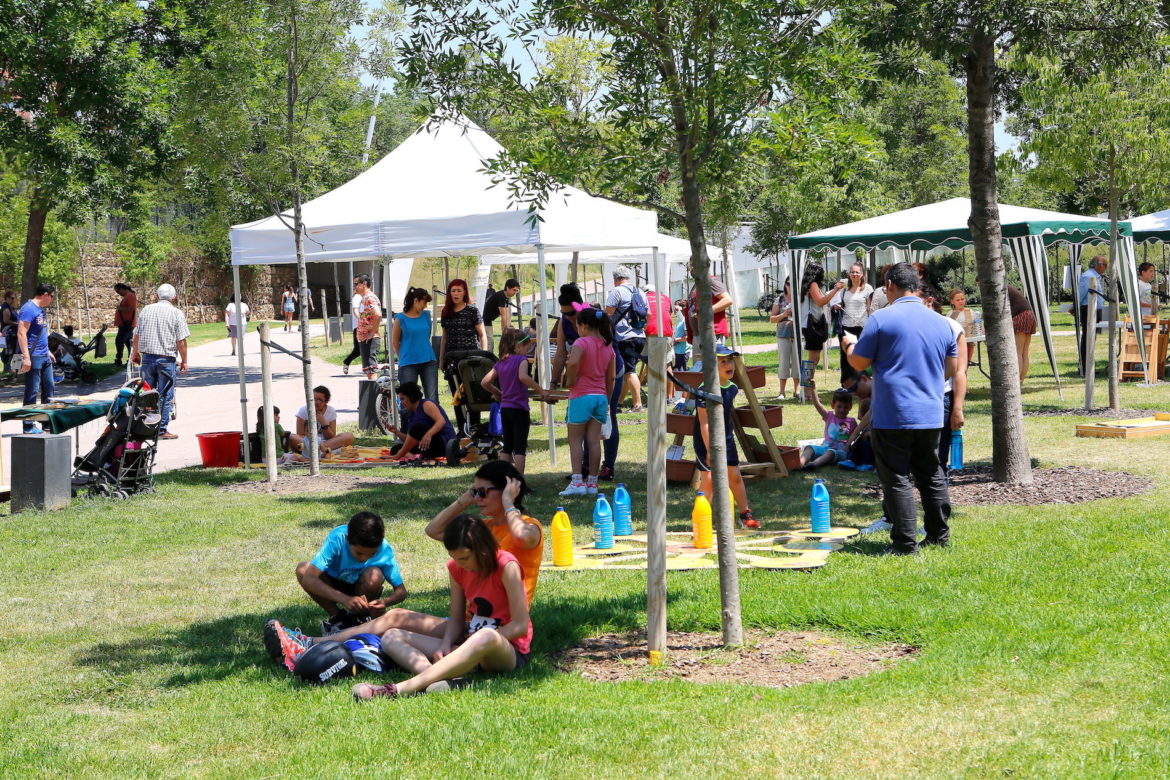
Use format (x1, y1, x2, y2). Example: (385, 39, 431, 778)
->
(0, 324, 364, 483)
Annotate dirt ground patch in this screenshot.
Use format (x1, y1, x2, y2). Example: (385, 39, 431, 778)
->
(1023, 406, 1162, 418)
(222, 473, 408, 495)
(862, 465, 1153, 506)
(555, 630, 915, 688)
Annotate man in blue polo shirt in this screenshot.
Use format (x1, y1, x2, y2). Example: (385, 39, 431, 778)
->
(17, 283, 56, 433)
(294, 511, 408, 634)
(843, 263, 958, 555)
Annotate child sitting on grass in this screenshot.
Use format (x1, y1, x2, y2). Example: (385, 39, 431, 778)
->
(838, 396, 874, 471)
(800, 382, 857, 470)
(255, 405, 290, 458)
(289, 511, 408, 635)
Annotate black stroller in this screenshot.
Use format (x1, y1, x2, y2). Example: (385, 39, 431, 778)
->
(49, 324, 108, 384)
(442, 349, 504, 467)
(72, 380, 161, 498)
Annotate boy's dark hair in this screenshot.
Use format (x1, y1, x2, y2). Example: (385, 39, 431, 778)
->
(504, 278, 520, 291)
(443, 514, 499, 577)
(396, 380, 423, 403)
(832, 389, 853, 408)
(63, 325, 74, 336)
(35, 283, 55, 297)
(884, 263, 919, 293)
(474, 459, 530, 512)
(313, 385, 331, 401)
(348, 511, 384, 548)
(1139, 262, 1156, 274)
(255, 405, 280, 422)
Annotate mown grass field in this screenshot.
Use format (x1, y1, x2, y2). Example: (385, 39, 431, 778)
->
(2, 309, 1169, 778)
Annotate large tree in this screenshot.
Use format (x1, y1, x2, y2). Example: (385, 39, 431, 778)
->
(0, 1, 202, 297)
(401, 2, 869, 644)
(846, 0, 1167, 484)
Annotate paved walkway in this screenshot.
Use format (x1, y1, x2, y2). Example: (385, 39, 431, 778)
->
(0, 325, 364, 483)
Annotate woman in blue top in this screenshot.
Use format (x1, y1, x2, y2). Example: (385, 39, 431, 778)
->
(392, 287, 439, 401)
(387, 381, 457, 461)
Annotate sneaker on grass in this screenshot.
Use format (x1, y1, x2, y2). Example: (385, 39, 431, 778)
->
(861, 517, 892, 535)
(263, 619, 312, 672)
(560, 480, 588, 497)
(738, 509, 760, 530)
(321, 610, 371, 635)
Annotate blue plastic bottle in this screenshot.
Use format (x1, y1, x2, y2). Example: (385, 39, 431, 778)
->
(613, 484, 633, 537)
(810, 478, 831, 534)
(593, 494, 614, 549)
(949, 428, 964, 471)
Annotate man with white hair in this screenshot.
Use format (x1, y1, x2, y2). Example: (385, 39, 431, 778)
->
(131, 284, 190, 440)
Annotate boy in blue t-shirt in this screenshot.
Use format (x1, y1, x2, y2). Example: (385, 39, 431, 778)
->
(295, 511, 408, 634)
(691, 345, 758, 529)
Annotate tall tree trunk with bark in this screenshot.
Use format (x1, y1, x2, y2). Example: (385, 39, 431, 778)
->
(287, 1, 319, 476)
(22, 195, 48, 300)
(1106, 145, 1121, 411)
(965, 34, 1033, 484)
(674, 131, 742, 647)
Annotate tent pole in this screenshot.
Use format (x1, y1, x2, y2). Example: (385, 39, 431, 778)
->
(536, 244, 556, 466)
(232, 265, 252, 468)
(384, 259, 399, 431)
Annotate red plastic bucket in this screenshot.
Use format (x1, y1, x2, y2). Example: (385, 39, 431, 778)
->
(197, 431, 242, 468)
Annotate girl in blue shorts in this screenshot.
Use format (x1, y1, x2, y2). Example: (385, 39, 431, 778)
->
(560, 307, 616, 497)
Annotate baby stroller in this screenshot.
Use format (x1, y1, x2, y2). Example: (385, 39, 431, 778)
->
(72, 380, 161, 498)
(442, 349, 504, 467)
(49, 324, 108, 384)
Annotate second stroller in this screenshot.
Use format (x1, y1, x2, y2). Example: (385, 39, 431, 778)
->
(72, 380, 161, 498)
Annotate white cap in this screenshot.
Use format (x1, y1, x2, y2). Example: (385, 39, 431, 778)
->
(157, 284, 177, 300)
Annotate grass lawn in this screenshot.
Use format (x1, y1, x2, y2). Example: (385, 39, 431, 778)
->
(3, 310, 1170, 778)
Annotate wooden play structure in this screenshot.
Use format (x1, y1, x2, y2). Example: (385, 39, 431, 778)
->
(1120, 316, 1170, 383)
(664, 355, 796, 484)
(1076, 412, 1170, 439)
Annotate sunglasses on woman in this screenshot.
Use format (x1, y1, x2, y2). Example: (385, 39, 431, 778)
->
(469, 486, 499, 498)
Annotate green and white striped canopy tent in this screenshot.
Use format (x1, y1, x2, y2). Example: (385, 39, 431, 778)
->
(1130, 208, 1170, 244)
(787, 197, 1145, 393)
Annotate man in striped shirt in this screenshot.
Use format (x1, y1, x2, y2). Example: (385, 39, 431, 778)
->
(131, 284, 190, 440)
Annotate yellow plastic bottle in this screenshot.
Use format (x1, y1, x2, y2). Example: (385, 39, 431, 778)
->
(551, 507, 574, 567)
(692, 492, 713, 549)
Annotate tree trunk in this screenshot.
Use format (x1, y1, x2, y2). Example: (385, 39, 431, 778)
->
(675, 146, 742, 647)
(1107, 149, 1120, 410)
(22, 196, 48, 300)
(965, 35, 1033, 484)
(288, 2, 319, 476)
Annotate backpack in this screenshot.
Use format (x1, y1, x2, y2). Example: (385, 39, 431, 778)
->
(617, 284, 649, 331)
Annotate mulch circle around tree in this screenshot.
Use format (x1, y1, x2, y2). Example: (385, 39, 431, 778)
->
(1023, 406, 1160, 418)
(861, 465, 1153, 506)
(222, 474, 408, 495)
(555, 630, 916, 689)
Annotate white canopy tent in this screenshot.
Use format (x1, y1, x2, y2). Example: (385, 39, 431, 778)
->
(473, 233, 720, 337)
(228, 115, 667, 465)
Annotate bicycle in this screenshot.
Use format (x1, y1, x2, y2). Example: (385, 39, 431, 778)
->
(756, 288, 781, 318)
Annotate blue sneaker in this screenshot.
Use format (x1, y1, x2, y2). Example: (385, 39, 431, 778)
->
(837, 459, 856, 470)
(856, 464, 875, 472)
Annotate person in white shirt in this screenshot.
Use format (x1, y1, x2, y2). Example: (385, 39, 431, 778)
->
(288, 385, 355, 458)
(225, 298, 250, 357)
(1138, 262, 1157, 317)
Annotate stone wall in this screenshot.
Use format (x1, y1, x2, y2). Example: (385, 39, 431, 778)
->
(52, 245, 298, 329)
